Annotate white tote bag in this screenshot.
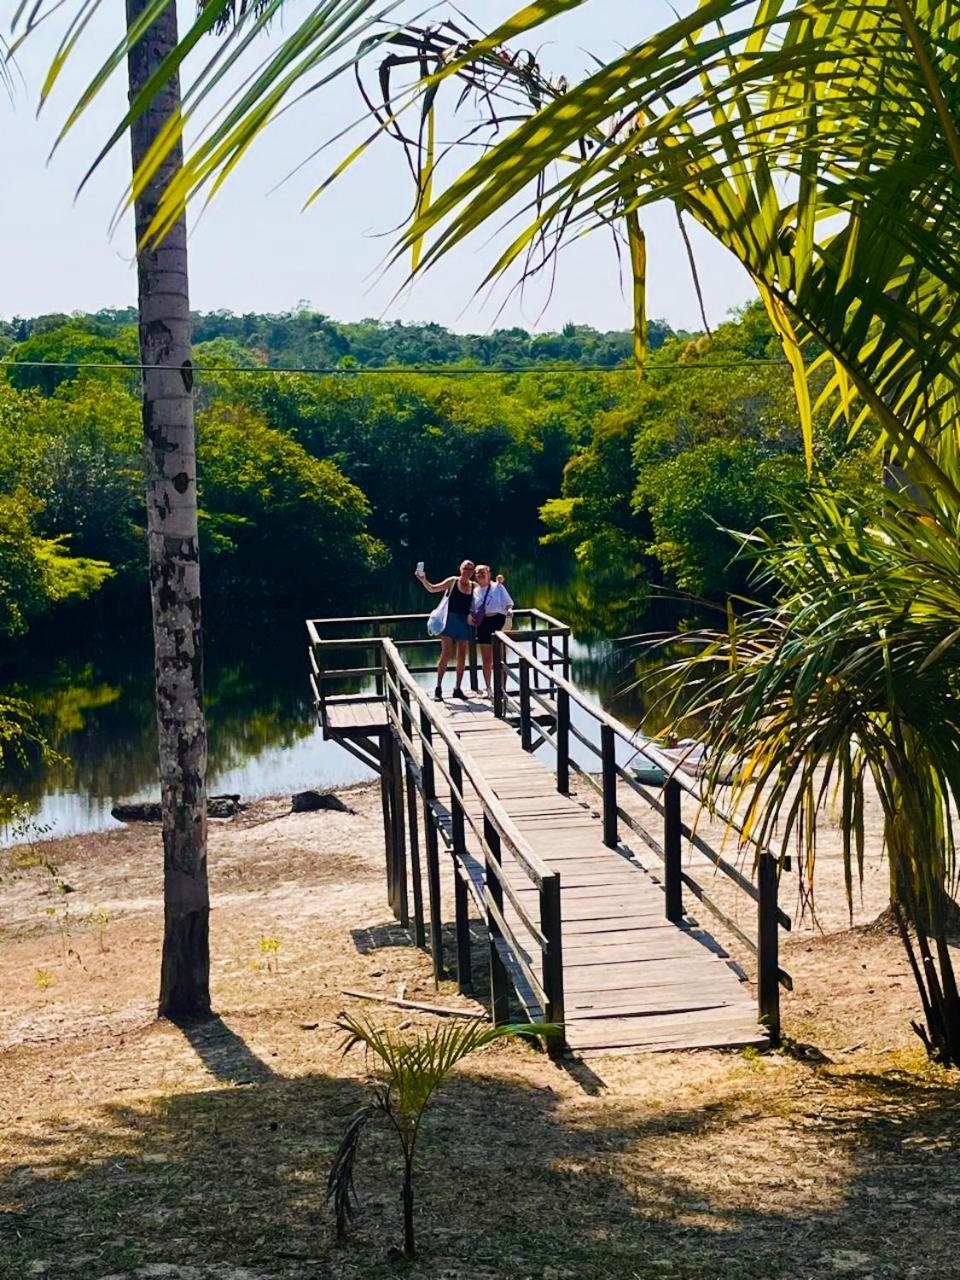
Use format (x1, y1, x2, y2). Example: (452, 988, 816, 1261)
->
(427, 590, 450, 637)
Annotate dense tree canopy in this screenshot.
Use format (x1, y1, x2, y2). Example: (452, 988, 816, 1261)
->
(0, 303, 876, 641)
(542, 305, 879, 601)
(1, 309, 675, 373)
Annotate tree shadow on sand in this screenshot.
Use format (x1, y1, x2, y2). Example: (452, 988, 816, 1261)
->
(2, 1030, 960, 1279)
(174, 1015, 278, 1085)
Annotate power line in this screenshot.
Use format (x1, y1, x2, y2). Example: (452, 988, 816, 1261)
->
(0, 357, 793, 376)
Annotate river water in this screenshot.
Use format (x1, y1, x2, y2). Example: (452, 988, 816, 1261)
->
(1, 545, 686, 843)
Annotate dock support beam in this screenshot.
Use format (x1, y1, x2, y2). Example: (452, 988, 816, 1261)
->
(556, 687, 570, 795)
(664, 778, 683, 923)
(540, 872, 566, 1059)
(419, 710, 445, 984)
(401, 692, 425, 949)
(389, 732, 409, 927)
(758, 852, 781, 1044)
(378, 729, 396, 916)
(448, 752, 473, 994)
(484, 816, 511, 1025)
(519, 663, 532, 752)
(493, 635, 505, 719)
(601, 725, 618, 849)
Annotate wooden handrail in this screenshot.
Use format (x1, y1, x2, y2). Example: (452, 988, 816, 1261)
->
(494, 629, 783, 866)
(380, 639, 555, 889)
(378, 639, 565, 1038)
(308, 607, 570, 631)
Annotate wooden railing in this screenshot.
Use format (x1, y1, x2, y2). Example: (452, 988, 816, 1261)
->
(492, 630, 792, 1040)
(306, 610, 571, 724)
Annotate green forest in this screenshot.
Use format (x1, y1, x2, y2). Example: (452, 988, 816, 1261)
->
(0, 302, 878, 643)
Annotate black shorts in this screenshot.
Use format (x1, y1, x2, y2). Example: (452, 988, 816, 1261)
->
(476, 613, 507, 644)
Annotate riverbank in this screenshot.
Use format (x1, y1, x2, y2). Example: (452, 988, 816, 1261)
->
(1, 786, 958, 1279)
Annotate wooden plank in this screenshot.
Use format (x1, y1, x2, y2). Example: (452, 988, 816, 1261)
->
(566, 1000, 762, 1033)
(560, 944, 742, 970)
(568, 967, 747, 998)
(566, 994, 744, 1020)
(561, 953, 709, 978)
(566, 1005, 765, 1051)
(560, 916, 685, 937)
(576, 1025, 767, 1056)
(557, 961, 712, 990)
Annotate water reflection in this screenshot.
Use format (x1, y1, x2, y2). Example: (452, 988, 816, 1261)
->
(1, 542, 696, 841)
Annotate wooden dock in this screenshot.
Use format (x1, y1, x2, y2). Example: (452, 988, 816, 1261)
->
(309, 611, 789, 1059)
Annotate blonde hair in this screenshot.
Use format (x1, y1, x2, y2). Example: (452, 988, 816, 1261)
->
(475, 563, 491, 575)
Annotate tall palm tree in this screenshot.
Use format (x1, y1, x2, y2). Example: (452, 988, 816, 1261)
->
(126, 0, 209, 1019)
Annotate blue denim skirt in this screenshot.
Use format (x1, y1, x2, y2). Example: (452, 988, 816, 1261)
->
(442, 611, 472, 641)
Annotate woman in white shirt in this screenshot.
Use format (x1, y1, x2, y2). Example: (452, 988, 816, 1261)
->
(470, 564, 514, 697)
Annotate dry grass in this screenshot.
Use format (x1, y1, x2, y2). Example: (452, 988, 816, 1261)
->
(1, 785, 958, 1279)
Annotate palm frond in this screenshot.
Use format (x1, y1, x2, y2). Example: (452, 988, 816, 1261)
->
(326, 1100, 380, 1239)
(9, 0, 404, 236)
(368, 0, 960, 473)
(336, 1011, 559, 1120)
(648, 469, 960, 937)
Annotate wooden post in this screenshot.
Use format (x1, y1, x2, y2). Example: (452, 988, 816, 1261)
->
(401, 693, 425, 949)
(448, 752, 472, 994)
(404, 764, 425, 946)
(758, 852, 781, 1044)
(378, 728, 395, 914)
(468, 636, 480, 693)
(531, 615, 542, 692)
(390, 733, 409, 927)
(484, 815, 511, 1025)
(493, 634, 505, 719)
(562, 630, 571, 681)
(601, 724, 618, 849)
(311, 641, 326, 726)
(419, 710, 444, 983)
(664, 778, 683, 923)
(373, 621, 384, 698)
(540, 872, 565, 1059)
(519, 662, 532, 752)
(556, 687, 570, 795)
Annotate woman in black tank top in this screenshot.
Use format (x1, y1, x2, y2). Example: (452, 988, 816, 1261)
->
(415, 559, 476, 700)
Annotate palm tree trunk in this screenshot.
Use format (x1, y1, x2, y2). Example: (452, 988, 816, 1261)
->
(126, 0, 210, 1019)
(402, 1155, 415, 1257)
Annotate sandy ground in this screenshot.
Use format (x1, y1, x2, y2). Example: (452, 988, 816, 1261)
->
(0, 783, 958, 1280)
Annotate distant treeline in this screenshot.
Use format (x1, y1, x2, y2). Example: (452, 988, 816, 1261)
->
(1, 308, 676, 372)
(0, 303, 879, 645)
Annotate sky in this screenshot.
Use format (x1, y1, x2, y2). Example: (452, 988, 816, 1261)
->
(1, 0, 754, 334)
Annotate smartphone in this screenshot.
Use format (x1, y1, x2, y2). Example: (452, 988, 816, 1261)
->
(415, 560, 425, 576)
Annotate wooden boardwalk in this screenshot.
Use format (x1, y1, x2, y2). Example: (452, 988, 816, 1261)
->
(311, 610, 785, 1060)
(437, 697, 765, 1055)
